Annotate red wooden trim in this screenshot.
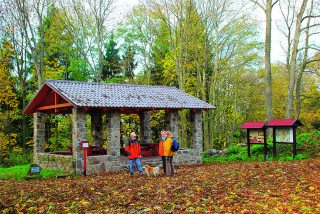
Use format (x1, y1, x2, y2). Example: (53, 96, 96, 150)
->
(36, 103, 73, 111)
(55, 93, 58, 113)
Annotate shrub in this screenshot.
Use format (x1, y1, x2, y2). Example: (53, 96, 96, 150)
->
(1, 152, 33, 167)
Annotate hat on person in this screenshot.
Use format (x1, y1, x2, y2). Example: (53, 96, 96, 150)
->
(130, 132, 136, 137)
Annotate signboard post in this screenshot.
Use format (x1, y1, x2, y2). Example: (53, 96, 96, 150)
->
(266, 119, 303, 159)
(81, 141, 90, 176)
(241, 122, 267, 161)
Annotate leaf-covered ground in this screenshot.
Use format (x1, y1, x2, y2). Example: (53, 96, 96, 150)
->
(1, 159, 320, 213)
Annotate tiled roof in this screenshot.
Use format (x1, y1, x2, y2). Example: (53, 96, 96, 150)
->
(30, 80, 216, 111)
(265, 119, 303, 127)
(240, 122, 266, 129)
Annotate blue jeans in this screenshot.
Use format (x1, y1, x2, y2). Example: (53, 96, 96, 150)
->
(129, 158, 144, 174)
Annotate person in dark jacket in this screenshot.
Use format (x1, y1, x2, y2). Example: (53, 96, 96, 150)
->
(158, 130, 167, 175)
(125, 132, 144, 176)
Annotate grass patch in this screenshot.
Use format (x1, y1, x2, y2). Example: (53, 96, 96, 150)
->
(0, 164, 68, 181)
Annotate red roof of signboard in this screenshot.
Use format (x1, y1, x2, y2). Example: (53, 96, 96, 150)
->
(240, 122, 267, 129)
(265, 119, 303, 127)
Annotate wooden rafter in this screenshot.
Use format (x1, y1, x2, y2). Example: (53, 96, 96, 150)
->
(36, 103, 73, 111)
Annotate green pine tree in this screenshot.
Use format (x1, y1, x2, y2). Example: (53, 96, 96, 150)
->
(102, 34, 121, 79)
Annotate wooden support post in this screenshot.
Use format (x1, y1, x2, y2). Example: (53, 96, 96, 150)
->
(273, 127, 276, 158)
(263, 128, 267, 161)
(247, 129, 251, 158)
(293, 127, 297, 159)
(55, 93, 57, 113)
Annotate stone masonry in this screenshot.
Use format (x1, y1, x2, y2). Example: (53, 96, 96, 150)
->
(140, 111, 151, 144)
(33, 112, 46, 163)
(91, 110, 103, 149)
(72, 108, 87, 175)
(37, 153, 74, 174)
(165, 110, 179, 140)
(106, 110, 121, 159)
(190, 110, 203, 164)
(80, 109, 122, 175)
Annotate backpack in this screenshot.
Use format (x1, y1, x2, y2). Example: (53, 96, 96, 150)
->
(171, 138, 179, 152)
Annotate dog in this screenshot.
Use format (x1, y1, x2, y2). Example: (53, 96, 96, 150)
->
(143, 164, 160, 177)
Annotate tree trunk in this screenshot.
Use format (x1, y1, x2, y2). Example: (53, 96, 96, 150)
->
(22, 84, 26, 152)
(97, 28, 102, 83)
(285, 0, 308, 119)
(7, 107, 11, 154)
(265, 0, 273, 121)
(39, 15, 44, 88)
(295, 5, 312, 118)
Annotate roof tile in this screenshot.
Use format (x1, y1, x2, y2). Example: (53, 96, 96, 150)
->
(46, 80, 216, 110)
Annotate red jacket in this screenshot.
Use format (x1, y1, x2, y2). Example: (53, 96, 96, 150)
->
(159, 139, 165, 156)
(125, 139, 141, 159)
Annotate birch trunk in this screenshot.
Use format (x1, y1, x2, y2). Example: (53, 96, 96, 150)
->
(285, 0, 308, 118)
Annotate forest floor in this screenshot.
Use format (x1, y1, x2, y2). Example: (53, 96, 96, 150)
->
(1, 159, 320, 213)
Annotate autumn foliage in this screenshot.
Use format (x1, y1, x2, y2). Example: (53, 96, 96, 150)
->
(1, 159, 320, 213)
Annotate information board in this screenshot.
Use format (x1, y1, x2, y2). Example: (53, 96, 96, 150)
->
(249, 129, 265, 143)
(275, 127, 293, 142)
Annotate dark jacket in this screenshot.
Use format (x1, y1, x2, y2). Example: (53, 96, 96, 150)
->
(125, 139, 141, 159)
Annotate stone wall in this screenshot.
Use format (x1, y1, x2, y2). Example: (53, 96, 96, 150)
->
(140, 111, 151, 144)
(106, 110, 120, 157)
(173, 149, 202, 165)
(190, 110, 203, 164)
(33, 112, 46, 163)
(36, 153, 74, 174)
(86, 155, 122, 175)
(165, 110, 179, 139)
(72, 108, 87, 175)
(91, 110, 103, 148)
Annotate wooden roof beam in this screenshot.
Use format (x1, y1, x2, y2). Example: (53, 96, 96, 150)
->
(36, 103, 73, 111)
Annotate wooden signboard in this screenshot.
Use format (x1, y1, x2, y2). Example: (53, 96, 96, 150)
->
(266, 119, 303, 159)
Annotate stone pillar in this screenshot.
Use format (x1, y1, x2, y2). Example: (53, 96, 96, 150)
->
(139, 111, 151, 144)
(165, 110, 179, 140)
(106, 110, 120, 157)
(190, 110, 203, 163)
(91, 110, 103, 149)
(72, 108, 87, 174)
(33, 112, 46, 162)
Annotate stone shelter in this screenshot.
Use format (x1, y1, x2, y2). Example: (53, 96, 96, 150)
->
(23, 80, 216, 175)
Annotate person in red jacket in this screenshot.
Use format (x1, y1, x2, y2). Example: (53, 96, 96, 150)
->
(158, 130, 167, 175)
(125, 132, 144, 176)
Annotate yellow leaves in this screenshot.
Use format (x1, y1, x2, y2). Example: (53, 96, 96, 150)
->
(80, 199, 90, 205)
(43, 57, 65, 81)
(309, 187, 315, 191)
